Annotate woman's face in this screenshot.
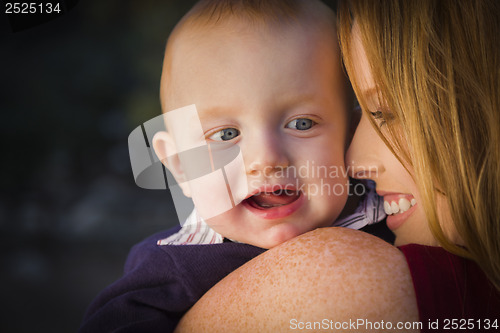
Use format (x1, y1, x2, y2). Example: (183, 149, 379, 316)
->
(346, 24, 437, 246)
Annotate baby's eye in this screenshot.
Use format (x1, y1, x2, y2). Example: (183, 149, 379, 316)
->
(285, 118, 316, 130)
(208, 128, 240, 141)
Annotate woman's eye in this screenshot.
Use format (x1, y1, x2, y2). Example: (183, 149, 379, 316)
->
(208, 128, 240, 141)
(285, 118, 316, 130)
(370, 110, 388, 126)
(370, 110, 384, 120)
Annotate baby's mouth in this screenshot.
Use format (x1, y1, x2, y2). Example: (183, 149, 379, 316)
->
(245, 189, 301, 209)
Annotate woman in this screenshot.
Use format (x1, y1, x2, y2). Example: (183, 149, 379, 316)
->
(175, 1, 500, 331)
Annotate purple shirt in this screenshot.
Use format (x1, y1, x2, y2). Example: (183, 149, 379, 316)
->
(79, 227, 266, 332)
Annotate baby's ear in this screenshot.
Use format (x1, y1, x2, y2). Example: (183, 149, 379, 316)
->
(152, 131, 191, 197)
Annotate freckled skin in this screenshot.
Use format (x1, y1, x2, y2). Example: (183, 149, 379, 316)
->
(175, 228, 419, 332)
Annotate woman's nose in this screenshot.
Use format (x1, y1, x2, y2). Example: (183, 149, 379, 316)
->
(346, 112, 385, 180)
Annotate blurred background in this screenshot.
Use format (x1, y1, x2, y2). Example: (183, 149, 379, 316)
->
(1, 1, 196, 332)
(0, 1, 337, 332)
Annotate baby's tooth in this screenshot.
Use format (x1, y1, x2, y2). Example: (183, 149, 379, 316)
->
(410, 198, 417, 206)
(391, 201, 400, 214)
(384, 201, 393, 215)
(399, 198, 411, 212)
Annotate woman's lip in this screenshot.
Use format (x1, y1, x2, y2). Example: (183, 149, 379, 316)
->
(379, 192, 417, 230)
(376, 190, 410, 197)
(383, 193, 415, 203)
(375, 190, 417, 230)
(242, 191, 304, 220)
(376, 191, 415, 204)
(385, 201, 417, 230)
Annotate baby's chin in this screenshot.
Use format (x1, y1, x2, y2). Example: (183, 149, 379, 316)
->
(202, 198, 340, 249)
(213, 220, 320, 249)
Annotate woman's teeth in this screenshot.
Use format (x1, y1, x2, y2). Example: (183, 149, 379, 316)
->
(384, 198, 416, 215)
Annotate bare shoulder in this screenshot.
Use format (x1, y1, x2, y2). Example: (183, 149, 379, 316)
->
(176, 228, 419, 332)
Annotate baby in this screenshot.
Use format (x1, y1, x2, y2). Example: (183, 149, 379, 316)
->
(79, 1, 385, 332)
(152, 0, 367, 249)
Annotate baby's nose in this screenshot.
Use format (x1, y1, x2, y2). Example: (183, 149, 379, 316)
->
(245, 136, 290, 176)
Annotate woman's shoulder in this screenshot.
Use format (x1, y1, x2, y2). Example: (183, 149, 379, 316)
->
(176, 227, 420, 332)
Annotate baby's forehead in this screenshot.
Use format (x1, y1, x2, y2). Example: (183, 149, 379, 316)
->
(160, 1, 342, 113)
(166, 0, 338, 56)
(162, 15, 339, 89)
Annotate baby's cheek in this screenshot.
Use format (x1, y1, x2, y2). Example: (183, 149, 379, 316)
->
(204, 207, 244, 239)
(204, 214, 229, 232)
(189, 174, 234, 220)
(306, 172, 349, 223)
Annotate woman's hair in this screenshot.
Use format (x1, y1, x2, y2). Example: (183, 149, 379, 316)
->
(339, 0, 500, 290)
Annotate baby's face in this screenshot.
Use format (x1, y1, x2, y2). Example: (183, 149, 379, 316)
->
(162, 21, 348, 248)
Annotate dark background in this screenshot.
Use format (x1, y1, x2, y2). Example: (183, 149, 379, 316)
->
(0, 1, 337, 332)
(1, 1, 195, 332)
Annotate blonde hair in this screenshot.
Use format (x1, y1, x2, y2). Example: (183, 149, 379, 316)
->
(339, 0, 500, 290)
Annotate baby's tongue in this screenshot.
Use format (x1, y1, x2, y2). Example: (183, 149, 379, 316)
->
(252, 191, 299, 207)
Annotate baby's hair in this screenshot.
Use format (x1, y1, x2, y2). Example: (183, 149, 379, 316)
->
(182, 0, 301, 27)
(176, 0, 336, 30)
